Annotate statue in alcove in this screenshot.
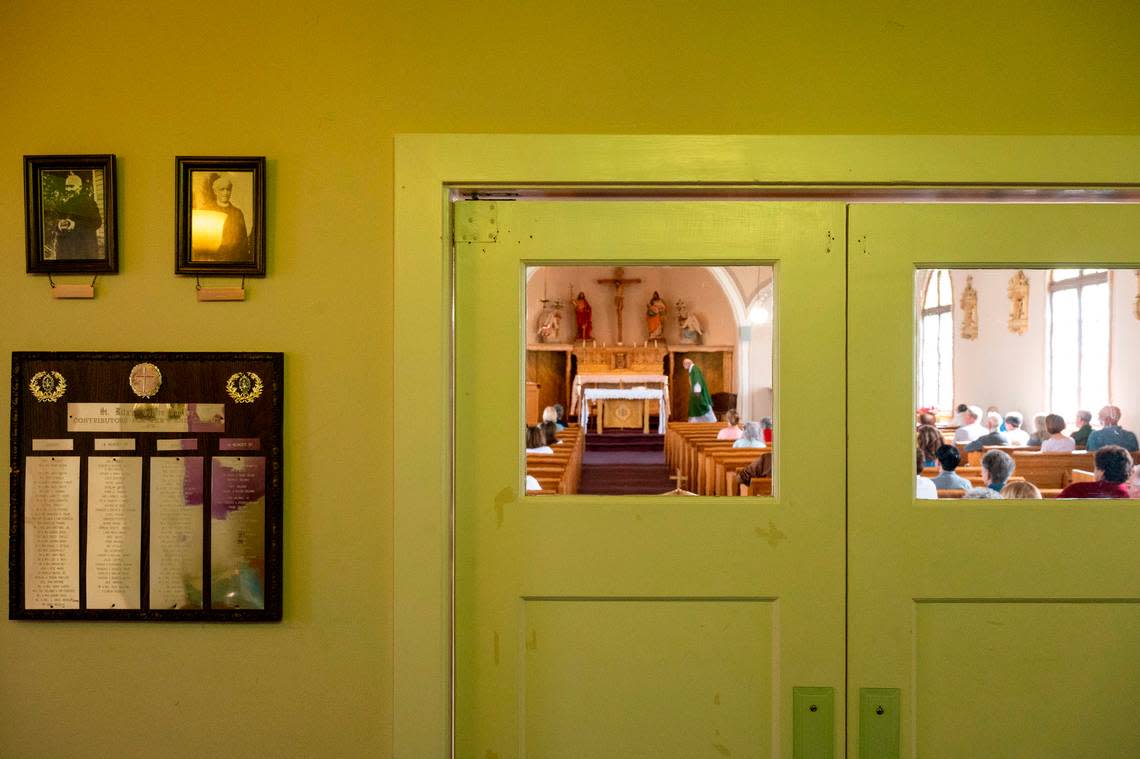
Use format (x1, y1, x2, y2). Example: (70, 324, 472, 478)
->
(574, 291, 593, 341)
(1007, 270, 1029, 335)
(676, 299, 704, 344)
(646, 291, 667, 340)
(960, 276, 979, 341)
(536, 298, 563, 343)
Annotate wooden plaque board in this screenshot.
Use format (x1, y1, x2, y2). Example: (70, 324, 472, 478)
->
(9, 352, 283, 621)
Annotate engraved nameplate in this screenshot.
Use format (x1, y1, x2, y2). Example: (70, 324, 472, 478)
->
(68, 403, 225, 433)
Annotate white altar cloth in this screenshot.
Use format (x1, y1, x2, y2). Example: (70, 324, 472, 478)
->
(579, 388, 667, 434)
(570, 373, 670, 415)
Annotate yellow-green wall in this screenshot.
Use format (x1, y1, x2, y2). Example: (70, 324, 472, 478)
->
(2, 3, 1138, 757)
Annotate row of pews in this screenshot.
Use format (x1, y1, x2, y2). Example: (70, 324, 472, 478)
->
(665, 422, 772, 496)
(923, 448, 1140, 498)
(526, 424, 585, 495)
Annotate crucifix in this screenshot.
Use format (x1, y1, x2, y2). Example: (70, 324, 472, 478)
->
(596, 266, 642, 344)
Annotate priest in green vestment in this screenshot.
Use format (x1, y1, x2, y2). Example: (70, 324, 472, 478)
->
(683, 358, 717, 422)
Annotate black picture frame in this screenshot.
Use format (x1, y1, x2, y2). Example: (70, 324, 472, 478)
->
(24, 154, 118, 274)
(175, 156, 266, 276)
(10, 351, 284, 621)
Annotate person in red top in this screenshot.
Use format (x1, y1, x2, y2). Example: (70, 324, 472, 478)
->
(1057, 445, 1135, 499)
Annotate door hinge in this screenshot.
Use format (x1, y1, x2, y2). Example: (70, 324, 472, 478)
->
(453, 201, 499, 244)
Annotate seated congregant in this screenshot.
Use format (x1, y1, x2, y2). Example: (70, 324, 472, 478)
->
(732, 421, 766, 448)
(1001, 480, 1042, 499)
(1070, 409, 1093, 448)
(540, 419, 561, 446)
(1040, 413, 1076, 452)
(1057, 445, 1135, 499)
(717, 410, 743, 440)
(1026, 413, 1049, 446)
(736, 451, 772, 486)
(953, 405, 986, 442)
(1087, 406, 1139, 452)
(980, 449, 1015, 493)
(965, 412, 1008, 452)
(930, 444, 972, 491)
(525, 425, 553, 454)
(917, 424, 942, 468)
(916, 411, 936, 427)
(759, 416, 774, 445)
(916, 448, 938, 498)
(963, 486, 1002, 499)
(543, 405, 565, 432)
(1003, 412, 1030, 446)
(949, 403, 971, 427)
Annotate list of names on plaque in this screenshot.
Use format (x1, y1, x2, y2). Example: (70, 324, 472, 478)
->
(86, 457, 143, 609)
(24, 457, 81, 609)
(149, 457, 204, 609)
(211, 457, 267, 609)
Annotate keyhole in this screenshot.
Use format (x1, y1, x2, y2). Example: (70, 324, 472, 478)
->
(875, 705, 885, 716)
(809, 704, 818, 713)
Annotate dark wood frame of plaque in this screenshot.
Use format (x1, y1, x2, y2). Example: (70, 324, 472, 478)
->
(9, 352, 283, 621)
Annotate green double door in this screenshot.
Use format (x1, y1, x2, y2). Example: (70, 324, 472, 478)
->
(455, 200, 1140, 758)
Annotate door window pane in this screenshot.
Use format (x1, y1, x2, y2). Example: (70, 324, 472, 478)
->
(916, 268, 1128, 501)
(525, 265, 774, 497)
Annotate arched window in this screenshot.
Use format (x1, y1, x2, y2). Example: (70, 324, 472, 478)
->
(1048, 268, 1109, 414)
(918, 269, 953, 411)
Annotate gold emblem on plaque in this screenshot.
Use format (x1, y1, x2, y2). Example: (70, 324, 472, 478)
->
(129, 362, 162, 398)
(29, 370, 67, 402)
(226, 372, 263, 403)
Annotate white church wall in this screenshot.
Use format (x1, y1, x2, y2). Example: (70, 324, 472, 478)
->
(934, 269, 1137, 427)
(747, 319, 774, 420)
(948, 269, 1049, 418)
(1110, 271, 1140, 424)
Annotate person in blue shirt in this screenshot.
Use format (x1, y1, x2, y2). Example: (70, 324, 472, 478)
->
(1086, 405, 1139, 452)
(930, 445, 972, 491)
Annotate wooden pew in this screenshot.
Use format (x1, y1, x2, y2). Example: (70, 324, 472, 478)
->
(525, 423, 585, 494)
(738, 478, 773, 496)
(966, 445, 1039, 467)
(710, 450, 770, 496)
(1010, 451, 1096, 489)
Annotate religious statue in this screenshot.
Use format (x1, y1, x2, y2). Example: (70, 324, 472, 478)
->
(645, 291, 667, 340)
(960, 275, 978, 340)
(676, 299, 704, 344)
(1007, 270, 1030, 335)
(574, 291, 593, 341)
(536, 298, 563, 343)
(1134, 271, 1139, 321)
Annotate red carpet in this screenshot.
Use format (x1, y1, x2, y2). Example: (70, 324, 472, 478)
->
(577, 431, 671, 494)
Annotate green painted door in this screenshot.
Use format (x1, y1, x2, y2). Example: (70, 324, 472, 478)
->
(847, 204, 1140, 759)
(455, 200, 847, 758)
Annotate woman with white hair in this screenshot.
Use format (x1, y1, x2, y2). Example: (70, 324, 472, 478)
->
(732, 421, 766, 449)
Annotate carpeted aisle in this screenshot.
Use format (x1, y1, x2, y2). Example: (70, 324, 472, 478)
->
(576, 431, 673, 495)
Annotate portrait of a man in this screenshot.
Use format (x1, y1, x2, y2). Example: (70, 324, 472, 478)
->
(190, 170, 254, 262)
(42, 169, 105, 260)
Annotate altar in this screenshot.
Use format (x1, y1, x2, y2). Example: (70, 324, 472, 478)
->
(569, 372, 670, 416)
(579, 387, 667, 434)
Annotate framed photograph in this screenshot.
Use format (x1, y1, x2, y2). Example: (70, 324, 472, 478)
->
(24, 155, 117, 274)
(176, 156, 266, 276)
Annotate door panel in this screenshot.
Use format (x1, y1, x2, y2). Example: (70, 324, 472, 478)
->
(456, 200, 846, 758)
(847, 204, 1140, 758)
